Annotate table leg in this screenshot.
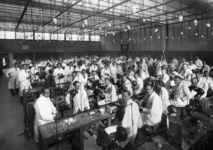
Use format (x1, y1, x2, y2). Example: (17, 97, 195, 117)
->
(80, 127, 84, 150)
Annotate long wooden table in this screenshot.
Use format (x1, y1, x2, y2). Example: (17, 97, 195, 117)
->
(38, 108, 113, 150)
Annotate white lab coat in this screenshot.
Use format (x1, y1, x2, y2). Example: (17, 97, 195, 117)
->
(170, 81, 192, 107)
(134, 77, 143, 95)
(53, 68, 65, 84)
(89, 65, 98, 73)
(110, 65, 117, 83)
(30, 67, 39, 81)
(34, 95, 56, 142)
(18, 70, 32, 97)
(104, 83, 118, 102)
(100, 68, 111, 84)
(123, 79, 133, 96)
(119, 99, 143, 147)
(66, 89, 90, 114)
(158, 87, 170, 114)
(141, 92, 163, 126)
(5, 67, 20, 89)
(196, 77, 208, 98)
(162, 73, 170, 89)
(64, 66, 74, 82)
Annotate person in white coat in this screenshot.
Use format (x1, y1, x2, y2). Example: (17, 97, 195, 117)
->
(18, 64, 32, 104)
(5, 63, 20, 96)
(133, 73, 143, 95)
(161, 66, 170, 89)
(105, 90, 143, 148)
(34, 87, 57, 143)
(139, 81, 163, 126)
(170, 75, 192, 107)
(104, 77, 118, 102)
(65, 81, 90, 114)
(53, 63, 65, 85)
(155, 80, 170, 114)
(122, 75, 133, 96)
(64, 62, 74, 82)
(110, 62, 118, 83)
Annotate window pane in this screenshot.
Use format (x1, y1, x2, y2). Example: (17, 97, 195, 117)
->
(78, 34, 84, 41)
(25, 32, 33, 40)
(5, 31, 15, 39)
(72, 34, 78, 41)
(91, 35, 100, 41)
(58, 34, 64, 41)
(84, 34, 89, 41)
(43, 33, 50, 40)
(66, 34, 72, 41)
(0, 31, 5, 39)
(35, 33, 42, 40)
(16, 32, 24, 39)
(50, 34, 57, 40)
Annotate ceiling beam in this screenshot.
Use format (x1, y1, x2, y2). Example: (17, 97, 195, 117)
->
(52, 0, 131, 33)
(15, 0, 32, 30)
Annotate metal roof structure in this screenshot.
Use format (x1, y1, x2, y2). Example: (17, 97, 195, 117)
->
(0, 0, 212, 35)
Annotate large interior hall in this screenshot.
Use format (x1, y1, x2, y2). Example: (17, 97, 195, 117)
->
(1, 0, 213, 150)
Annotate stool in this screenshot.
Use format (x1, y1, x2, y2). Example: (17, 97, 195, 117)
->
(96, 134, 112, 150)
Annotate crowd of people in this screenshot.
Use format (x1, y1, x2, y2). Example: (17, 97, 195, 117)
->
(4, 55, 213, 149)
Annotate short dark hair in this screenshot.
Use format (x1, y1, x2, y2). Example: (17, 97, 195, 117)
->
(73, 81, 80, 86)
(122, 90, 131, 96)
(41, 86, 50, 93)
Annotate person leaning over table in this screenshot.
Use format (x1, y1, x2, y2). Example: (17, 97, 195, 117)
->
(34, 87, 57, 143)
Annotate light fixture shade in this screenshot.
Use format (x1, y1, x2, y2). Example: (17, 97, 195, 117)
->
(194, 19, 198, 26)
(84, 19, 88, 26)
(130, 4, 136, 14)
(107, 22, 111, 27)
(206, 22, 211, 27)
(127, 25, 131, 30)
(178, 15, 183, 22)
(53, 18, 57, 24)
(180, 31, 183, 35)
(155, 28, 158, 32)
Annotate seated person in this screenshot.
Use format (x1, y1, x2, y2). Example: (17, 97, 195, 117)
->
(155, 80, 170, 114)
(122, 75, 133, 96)
(104, 90, 143, 148)
(170, 75, 192, 107)
(204, 71, 213, 97)
(139, 81, 163, 126)
(133, 73, 143, 95)
(195, 69, 208, 98)
(34, 87, 57, 143)
(88, 71, 100, 88)
(65, 81, 90, 114)
(104, 77, 118, 102)
(45, 69, 55, 87)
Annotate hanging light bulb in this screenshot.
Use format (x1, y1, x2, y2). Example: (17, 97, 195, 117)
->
(178, 15, 183, 22)
(99, 27, 102, 31)
(143, 18, 146, 22)
(211, 32, 213, 35)
(206, 22, 211, 27)
(105, 33, 107, 36)
(158, 36, 160, 39)
(126, 25, 131, 30)
(188, 26, 191, 30)
(195, 33, 198, 36)
(165, 37, 168, 39)
(130, 4, 136, 14)
(155, 28, 158, 32)
(112, 32, 115, 36)
(124, 29, 127, 32)
(172, 37, 174, 40)
(53, 17, 57, 24)
(107, 22, 111, 27)
(150, 36, 152, 39)
(201, 35, 204, 38)
(180, 31, 183, 35)
(194, 19, 198, 26)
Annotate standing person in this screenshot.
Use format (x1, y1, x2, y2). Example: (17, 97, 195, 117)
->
(133, 73, 143, 95)
(5, 63, 20, 96)
(104, 77, 118, 102)
(18, 64, 32, 104)
(64, 62, 74, 82)
(110, 62, 118, 84)
(34, 87, 57, 143)
(53, 63, 65, 85)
